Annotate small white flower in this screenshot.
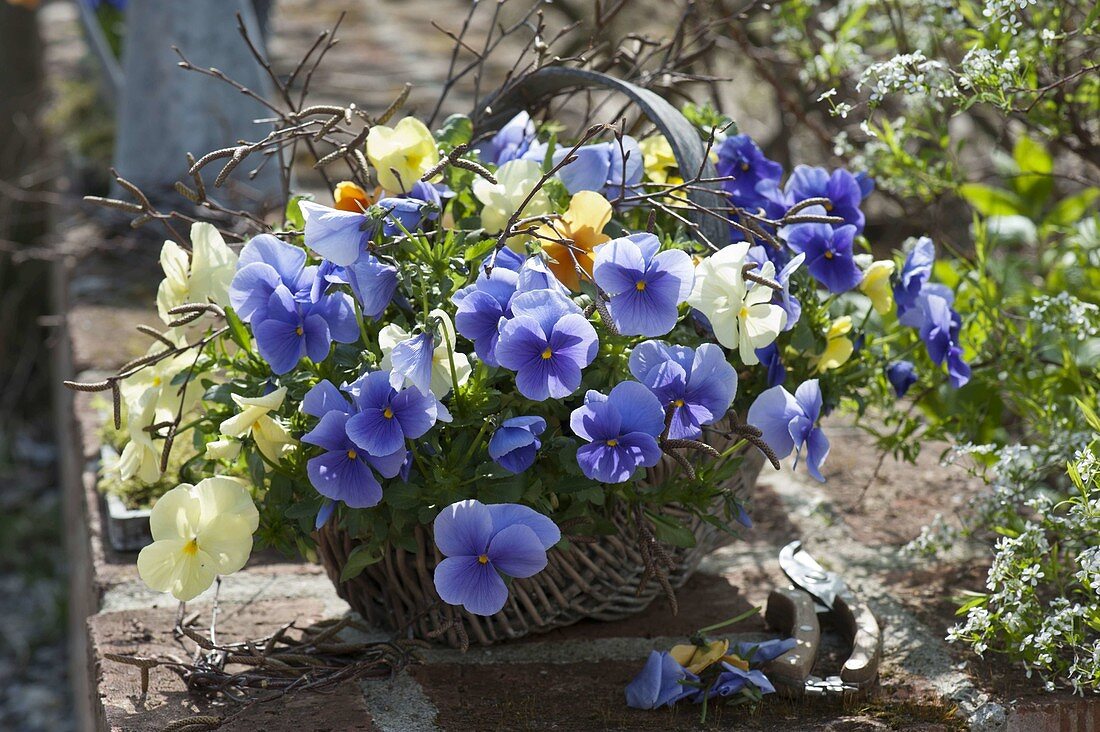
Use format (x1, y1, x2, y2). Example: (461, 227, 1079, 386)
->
(686, 243, 787, 364)
(473, 159, 551, 234)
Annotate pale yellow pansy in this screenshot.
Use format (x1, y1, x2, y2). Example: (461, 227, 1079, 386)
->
(205, 437, 242, 461)
(639, 134, 678, 185)
(538, 190, 613, 290)
(859, 260, 896, 314)
(472, 159, 551, 237)
(670, 638, 730, 674)
(366, 117, 439, 194)
(815, 316, 855, 372)
(379, 310, 471, 398)
(156, 222, 237, 325)
(218, 386, 294, 463)
(120, 337, 203, 417)
(117, 388, 167, 484)
(136, 476, 259, 601)
(687, 243, 787, 365)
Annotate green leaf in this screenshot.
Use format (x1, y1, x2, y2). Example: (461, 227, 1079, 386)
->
(646, 511, 697, 548)
(436, 114, 473, 148)
(224, 306, 251, 350)
(1044, 189, 1100, 228)
(958, 184, 1023, 216)
(1012, 137, 1053, 209)
(339, 543, 383, 582)
(285, 194, 310, 231)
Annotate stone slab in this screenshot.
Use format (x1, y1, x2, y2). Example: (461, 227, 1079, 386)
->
(88, 600, 378, 732)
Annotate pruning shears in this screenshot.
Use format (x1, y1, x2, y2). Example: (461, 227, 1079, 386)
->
(762, 540, 882, 698)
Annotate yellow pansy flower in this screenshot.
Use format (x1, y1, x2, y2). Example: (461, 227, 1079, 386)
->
(859, 260, 896, 314)
(670, 638, 730, 674)
(640, 135, 678, 185)
(136, 477, 259, 601)
(366, 117, 439, 194)
(815, 316, 854, 372)
(539, 190, 613, 290)
(332, 181, 376, 212)
(218, 387, 294, 463)
(156, 222, 237, 325)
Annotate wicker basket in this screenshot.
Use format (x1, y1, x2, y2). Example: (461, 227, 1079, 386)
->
(315, 442, 764, 647)
(314, 68, 756, 646)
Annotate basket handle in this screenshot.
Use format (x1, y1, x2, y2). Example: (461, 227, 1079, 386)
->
(474, 66, 729, 249)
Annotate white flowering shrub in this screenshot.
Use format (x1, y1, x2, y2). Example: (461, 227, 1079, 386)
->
(947, 404, 1100, 693)
(708, 2, 1100, 691)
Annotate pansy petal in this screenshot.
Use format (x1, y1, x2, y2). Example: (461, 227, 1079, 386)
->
(345, 408, 406, 456)
(433, 499, 494, 557)
(487, 524, 547, 578)
(433, 555, 510, 616)
(306, 451, 383, 507)
(485, 503, 560, 550)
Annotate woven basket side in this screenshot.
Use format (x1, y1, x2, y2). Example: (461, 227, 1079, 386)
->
(315, 435, 765, 647)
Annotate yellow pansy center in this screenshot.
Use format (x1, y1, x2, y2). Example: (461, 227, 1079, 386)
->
(673, 399, 685, 408)
(824, 201, 834, 211)
(346, 449, 357, 460)
(541, 347, 553, 360)
(295, 326, 304, 336)
(477, 554, 489, 565)
(635, 280, 647, 291)
(182, 538, 200, 556)
(741, 162, 750, 171)
(152, 376, 162, 387)
(739, 305, 750, 319)
(383, 407, 394, 419)
(606, 438, 618, 447)
(824, 250, 834, 259)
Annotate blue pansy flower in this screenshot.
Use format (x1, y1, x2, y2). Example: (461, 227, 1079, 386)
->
(716, 134, 783, 210)
(301, 410, 405, 509)
(516, 254, 569, 297)
(345, 253, 399, 319)
(453, 266, 519, 366)
(570, 381, 665, 483)
(302, 378, 354, 418)
(300, 198, 431, 267)
(488, 416, 546, 474)
(780, 208, 862, 294)
(476, 111, 537, 166)
(495, 289, 599, 401)
(592, 233, 695, 337)
(886, 360, 918, 397)
(696, 663, 776, 700)
(730, 637, 798, 665)
(344, 370, 438, 456)
(785, 165, 866, 233)
(913, 294, 971, 388)
(625, 651, 699, 709)
(893, 237, 935, 320)
(229, 234, 317, 322)
(552, 136, 643, 201)
(628, 341, 737, 440)
(432, 499, 559, 616)
(252, 283, 357, 374)
(747, 379, 830, 482)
